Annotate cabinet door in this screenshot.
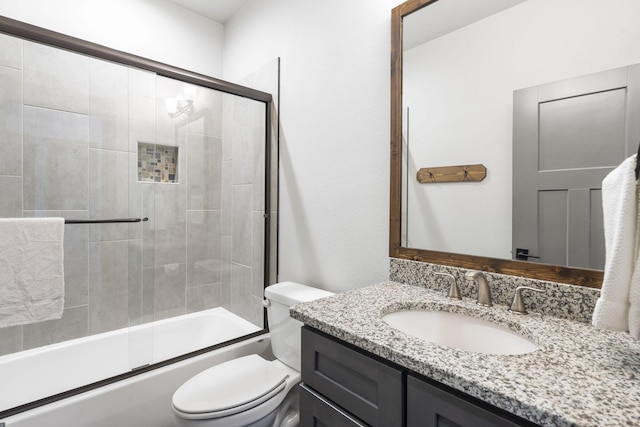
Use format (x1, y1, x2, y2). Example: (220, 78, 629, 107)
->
(300, 384, 369, 427)
(407, 375, 527, 427)
(301, 327, 403, 427)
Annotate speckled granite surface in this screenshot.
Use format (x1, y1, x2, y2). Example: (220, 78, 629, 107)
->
(291, 281, 640, 427)
(390, 258, 601, 323)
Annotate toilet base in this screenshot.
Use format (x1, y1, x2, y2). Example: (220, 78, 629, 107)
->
(173, 384, 300, 427)
(272, 385, 300, 427)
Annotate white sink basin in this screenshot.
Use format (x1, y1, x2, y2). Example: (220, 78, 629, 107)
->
(382, 310, 539, 355)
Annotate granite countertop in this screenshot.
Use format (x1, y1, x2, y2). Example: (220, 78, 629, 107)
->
(290, 281, 640, 427)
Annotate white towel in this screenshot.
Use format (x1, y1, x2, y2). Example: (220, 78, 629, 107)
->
(0, 218, 65, 328)
(592, 154, 637, 333)
(629, 184, 640, 339)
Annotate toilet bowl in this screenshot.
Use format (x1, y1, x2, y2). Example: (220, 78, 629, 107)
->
(172, 282, 333, 427)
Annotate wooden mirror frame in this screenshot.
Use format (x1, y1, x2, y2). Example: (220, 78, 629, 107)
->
(389, 0, 603, 288)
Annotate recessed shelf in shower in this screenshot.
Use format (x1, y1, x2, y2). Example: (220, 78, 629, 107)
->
(138, 142, 179, 183)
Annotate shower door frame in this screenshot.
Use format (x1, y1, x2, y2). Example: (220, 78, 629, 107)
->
(0, 15, 275, 419)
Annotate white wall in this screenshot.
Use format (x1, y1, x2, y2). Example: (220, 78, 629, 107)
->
(223, 0, 402, 293)
(0, 0, 224, 77)
(404, 0, 640, 259)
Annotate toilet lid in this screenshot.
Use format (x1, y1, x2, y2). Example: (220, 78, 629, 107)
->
(172, 354, 289, 416)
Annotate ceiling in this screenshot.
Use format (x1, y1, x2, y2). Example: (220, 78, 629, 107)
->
(403, 0, 527, 51)
(165, 0, 248, 23)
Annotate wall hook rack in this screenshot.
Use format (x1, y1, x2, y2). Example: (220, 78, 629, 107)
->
(416, 164, 486, 184)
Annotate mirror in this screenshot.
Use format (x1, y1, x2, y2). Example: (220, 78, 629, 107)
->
(390, 0, 640, 287)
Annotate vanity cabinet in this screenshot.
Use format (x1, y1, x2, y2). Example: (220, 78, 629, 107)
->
(300, 327, 536, 427)
(299, 384, 369, 427)
(300, 326, 404, 427)
(407, 375, 524, 427)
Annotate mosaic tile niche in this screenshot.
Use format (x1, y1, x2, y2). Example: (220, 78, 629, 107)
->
(138, 142, 178, 183)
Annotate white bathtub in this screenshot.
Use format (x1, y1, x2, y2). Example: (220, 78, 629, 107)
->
(0, 307, 263, 417)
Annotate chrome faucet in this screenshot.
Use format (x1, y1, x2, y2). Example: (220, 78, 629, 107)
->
(464, 271, 492, 307)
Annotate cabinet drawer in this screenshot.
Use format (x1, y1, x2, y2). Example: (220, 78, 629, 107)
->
(407, 375, 530, 427)
(301, 327, 403, 427)
(300, 384, 368, 427)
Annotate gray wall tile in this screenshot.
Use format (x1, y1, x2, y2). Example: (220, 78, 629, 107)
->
(0, 176, 22, 217)
(232, 184, 253, 266)
(141, 183, 156, 270)
(0, 33, 22, 69)
(221, 160, 233, 235)
(23, 306, 88, 350)
(187, 133, 222, 210)
(89, 241, 129, 334)
(155, 77, 186, 178)
(187, 283, 222, 314)
(63, 223, 90, 308)
(220, 235, 232, 310)
(153, 263, 186, 320)
(0, 66, 22, 176)
(129, 69, 156, 153)
(187, 85, 223, 137)
(89, 59, 129, 151)
(252, 212, 265, 298)
(187, 210, 221, 287)
(0, 325, 22, 356)
(252, 123, 266, 211)
(154, 183, 187, 266)
(23, 106, 89, 211)
(88, 149, 129, 241)
(222, 96, 233, 162)
(231, 263, 252, 321)
(232, 105, 255, 185)
(128, 239, 143, 326)
(23, 41, 89, 114)
(128, 153, 144, 240)
(141, 266, 155, 325)
(249, 296, 264, 328)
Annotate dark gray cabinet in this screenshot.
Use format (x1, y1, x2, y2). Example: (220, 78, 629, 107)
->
(300, 326, 403, 427)
(300, 327, 537, 427)
(300, 384, 368, 427)
(407, 375, 524, 427)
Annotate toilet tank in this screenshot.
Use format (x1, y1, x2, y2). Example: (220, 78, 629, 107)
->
(264, 282, 334, 371)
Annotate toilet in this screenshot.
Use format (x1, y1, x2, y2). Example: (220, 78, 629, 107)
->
(172, 282, 334, 427)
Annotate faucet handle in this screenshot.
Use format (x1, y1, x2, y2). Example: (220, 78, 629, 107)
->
(435, 272, 461, 300)
(509, 286, 544, 315)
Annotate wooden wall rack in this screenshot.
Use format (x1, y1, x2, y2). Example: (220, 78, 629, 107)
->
(416, 164, 486, 184)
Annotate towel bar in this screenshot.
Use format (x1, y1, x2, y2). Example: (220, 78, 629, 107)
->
(64, 217, 149, 224)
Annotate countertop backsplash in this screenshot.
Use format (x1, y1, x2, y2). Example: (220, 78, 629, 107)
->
(389, 258, 600, 324)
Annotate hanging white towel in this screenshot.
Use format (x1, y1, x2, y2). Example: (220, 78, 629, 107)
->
(0, 218, 65, 328)
(592, 154, 638, 332)
(628, 184, 640, 339)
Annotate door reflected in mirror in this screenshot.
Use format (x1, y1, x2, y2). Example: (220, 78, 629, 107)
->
(391, 0, 640, 286)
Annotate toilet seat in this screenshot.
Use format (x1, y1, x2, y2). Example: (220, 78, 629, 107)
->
(172, 354, 293, 421)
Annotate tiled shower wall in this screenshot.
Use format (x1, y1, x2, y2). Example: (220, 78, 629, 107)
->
(0, 33, 270, 356)
(225, 58, 280, 326)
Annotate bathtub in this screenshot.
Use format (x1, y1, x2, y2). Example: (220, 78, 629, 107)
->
(0, 307, 265, 422)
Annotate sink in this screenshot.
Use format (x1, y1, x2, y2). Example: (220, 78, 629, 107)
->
(382, 310, 539, 355)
